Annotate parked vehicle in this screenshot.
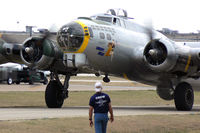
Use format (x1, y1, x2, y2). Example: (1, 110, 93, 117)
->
(0, 67, 18, 85)
(15, 69, 48, 85)
(0, 64, 48, 85)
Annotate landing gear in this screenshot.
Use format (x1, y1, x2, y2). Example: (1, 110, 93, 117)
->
(174, 82, 194, 111)
(45, 72, 70, 108)
(103, 75, 110, 83)
(45, 81, 64, 108)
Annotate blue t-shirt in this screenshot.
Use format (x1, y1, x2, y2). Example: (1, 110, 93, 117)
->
(89, 92, 111, 113)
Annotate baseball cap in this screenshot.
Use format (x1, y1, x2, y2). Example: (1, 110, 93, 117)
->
(95, 81, 103, 92)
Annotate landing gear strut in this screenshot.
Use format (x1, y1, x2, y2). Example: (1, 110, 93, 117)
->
(174, 82, 194, 111)
(45, 72, 70, 108)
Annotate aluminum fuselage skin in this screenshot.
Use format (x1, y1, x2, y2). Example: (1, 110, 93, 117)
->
(66, 18, 171, 86)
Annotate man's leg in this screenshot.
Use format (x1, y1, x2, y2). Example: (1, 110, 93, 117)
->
(94, 114, 103, 133)
(102, 114, 109, 133)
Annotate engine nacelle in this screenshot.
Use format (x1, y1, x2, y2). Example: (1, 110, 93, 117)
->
(0, 38, 22, 64)
(21, 37, 63, 70)
(143, 38, 177, 72)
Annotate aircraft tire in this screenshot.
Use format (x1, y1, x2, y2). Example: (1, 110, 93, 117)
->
(45, 80, 64, 108)
(174, 82, 194, 111)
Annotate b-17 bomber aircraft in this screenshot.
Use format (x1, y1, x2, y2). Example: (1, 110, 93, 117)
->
(0, 9, 200, 111)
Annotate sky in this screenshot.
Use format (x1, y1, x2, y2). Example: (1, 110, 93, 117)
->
(0, 0, 200, 33)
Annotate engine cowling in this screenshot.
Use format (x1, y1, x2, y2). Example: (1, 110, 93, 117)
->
(143, 38, 177, 72)
(21, 37, 63, 70)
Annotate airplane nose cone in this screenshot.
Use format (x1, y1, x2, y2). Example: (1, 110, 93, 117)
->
(57, 22, 84, 51)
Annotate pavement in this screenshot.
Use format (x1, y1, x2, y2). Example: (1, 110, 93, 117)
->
(0, 106, 199, 121)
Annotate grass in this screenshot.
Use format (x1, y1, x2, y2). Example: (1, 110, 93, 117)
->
(0, 90, 200, 107)
(0, 115, 200, 133)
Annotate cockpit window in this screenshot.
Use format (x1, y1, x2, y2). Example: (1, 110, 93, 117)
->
(113, 18, 121, 26)
(96, 16, 112, 23)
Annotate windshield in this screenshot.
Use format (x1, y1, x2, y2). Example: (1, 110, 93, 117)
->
(96, 16, 112, 23)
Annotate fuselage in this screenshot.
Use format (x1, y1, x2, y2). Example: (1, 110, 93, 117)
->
(57, 13, 171, 85)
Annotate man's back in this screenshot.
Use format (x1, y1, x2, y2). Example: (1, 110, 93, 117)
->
(89, 92, 111, 113)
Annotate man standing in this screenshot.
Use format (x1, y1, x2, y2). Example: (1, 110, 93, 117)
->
(89, 81, 114, 133)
